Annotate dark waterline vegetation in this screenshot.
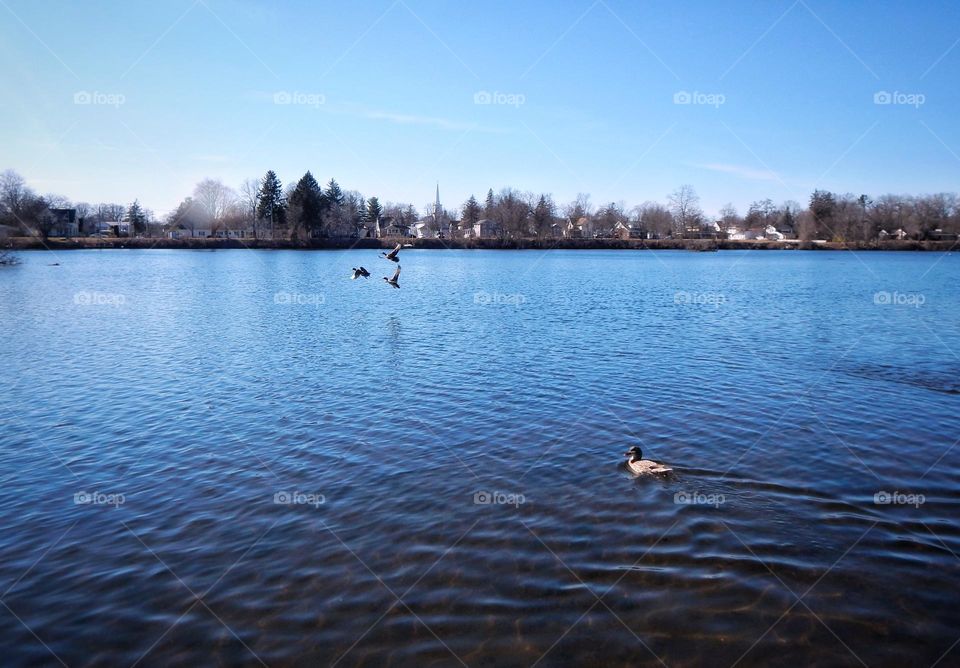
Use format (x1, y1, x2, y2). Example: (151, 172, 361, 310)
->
(4, 235, 959, 252)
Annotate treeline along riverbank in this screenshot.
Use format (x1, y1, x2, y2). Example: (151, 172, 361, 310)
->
(4, 236, 958, 252)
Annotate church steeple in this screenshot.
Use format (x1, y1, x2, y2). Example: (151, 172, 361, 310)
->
(434, 183, 441, 218)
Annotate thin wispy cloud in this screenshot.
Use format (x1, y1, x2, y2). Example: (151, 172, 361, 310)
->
(360, 109, 504, 134)
(245, 92, 508, 135)
(696, 163, 781, 182)
(190, 154, 231, 163)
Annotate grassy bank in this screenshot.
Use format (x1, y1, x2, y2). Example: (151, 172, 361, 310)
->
(2, 236, 957, 252)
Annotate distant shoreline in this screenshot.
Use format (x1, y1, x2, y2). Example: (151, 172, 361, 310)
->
(3, 236, 957, 252)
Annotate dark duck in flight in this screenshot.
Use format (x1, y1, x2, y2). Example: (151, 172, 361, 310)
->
(383, 265, 401, 289)
(381, 243, 401, 262)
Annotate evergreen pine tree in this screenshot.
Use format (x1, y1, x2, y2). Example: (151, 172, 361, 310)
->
(124, 199, 147, 235)
(484, 189, 495, 217)
(256, 170, 286, 237)
(366, 196, 383, 223)
(533, 194, 554, 239)
(325, 179, 345, 206)
(290, 171, 322, 236)
(463, 195, 481, 227)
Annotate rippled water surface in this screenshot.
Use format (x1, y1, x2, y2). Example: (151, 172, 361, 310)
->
(2, 249, 959, 667)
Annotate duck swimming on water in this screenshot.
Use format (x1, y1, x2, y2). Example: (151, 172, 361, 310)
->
(623, 446, 672, 475)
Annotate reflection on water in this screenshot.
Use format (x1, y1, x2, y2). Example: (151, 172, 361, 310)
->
(0, 249, 958, 667)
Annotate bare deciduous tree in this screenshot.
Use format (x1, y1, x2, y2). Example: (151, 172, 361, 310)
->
(193, 178, 237, 233)
(636, 202, 673, 238)
(668, 185, 703, 237)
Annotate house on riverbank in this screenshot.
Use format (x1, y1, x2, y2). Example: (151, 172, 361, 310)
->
(379, 217, 411, 238)
(879, 228, 907, 240)
(564, 218, 586, 239)
(168, 223, 211, 239)
(473, 219, 500, 239)
(42, 208, 79, 237)
(612, 221, 642, 240)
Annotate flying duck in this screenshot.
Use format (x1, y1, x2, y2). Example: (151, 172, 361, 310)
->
(381, 243, 401, 262)
(351, 266, 370, 280)
(623, 446, 672, 475)
(383, 265, 401, 289)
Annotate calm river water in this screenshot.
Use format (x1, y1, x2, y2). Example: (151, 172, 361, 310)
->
(1, 248, 958, 667)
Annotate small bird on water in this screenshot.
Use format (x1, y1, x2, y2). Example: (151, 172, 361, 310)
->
(623, 446, 672, 475)
(381, 243, 401, 262)
(383, 265, 401, 289)
(351, 266, 370, 279)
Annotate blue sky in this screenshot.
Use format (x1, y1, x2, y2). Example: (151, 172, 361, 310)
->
(1, 0, 958, 217)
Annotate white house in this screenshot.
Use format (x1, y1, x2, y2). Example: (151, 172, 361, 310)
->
(879, 228, 907, 240)
(764, 225, 784, 241)
(212, 227, 255, 239)
(168, 224, 211, 239)
(563, 218, 584, 239)
(473, 219, 500, 239)
(414, 221, 434, 239)
(380, 217, 411, 237)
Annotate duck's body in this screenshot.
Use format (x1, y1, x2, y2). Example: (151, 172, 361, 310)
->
(382, 244, 401, 262)
(351, 266, 370, 280)
(383, 265, 401, 288)
(623, 446, 672, 475)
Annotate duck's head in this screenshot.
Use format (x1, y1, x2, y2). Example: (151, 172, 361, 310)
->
(623, 446, 642, 461)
